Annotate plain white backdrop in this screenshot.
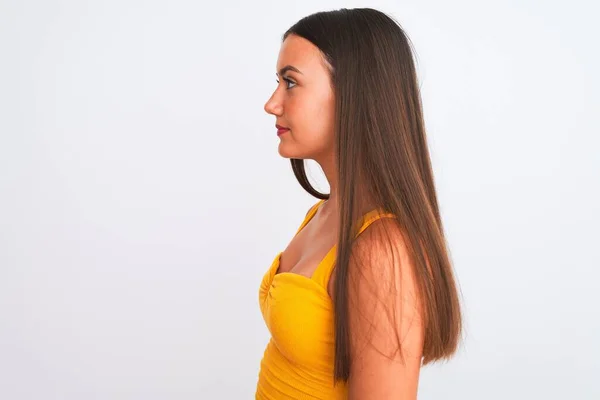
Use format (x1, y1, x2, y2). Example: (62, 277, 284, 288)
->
(1, 0, 598, 398)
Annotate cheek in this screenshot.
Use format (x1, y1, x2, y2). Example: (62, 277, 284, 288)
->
(289, 96, 335, 146)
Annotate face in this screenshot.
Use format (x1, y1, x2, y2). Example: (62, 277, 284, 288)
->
(264, 34, 335, 160)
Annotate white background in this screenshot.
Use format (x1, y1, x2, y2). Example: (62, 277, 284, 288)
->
(1, 0, 598, 398)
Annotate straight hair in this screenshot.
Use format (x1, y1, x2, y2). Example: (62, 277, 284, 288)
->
(284, 8, 463, 382)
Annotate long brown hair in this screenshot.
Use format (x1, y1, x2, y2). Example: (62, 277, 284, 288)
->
(284, 8, 463, 382)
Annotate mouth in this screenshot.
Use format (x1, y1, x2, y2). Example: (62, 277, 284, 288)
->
(276, 125, 290, 135)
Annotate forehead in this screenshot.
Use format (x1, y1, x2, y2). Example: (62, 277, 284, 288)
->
(276, 34, 327, 74)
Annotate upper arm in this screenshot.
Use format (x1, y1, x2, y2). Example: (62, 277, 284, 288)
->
(347, 218, 424, 400)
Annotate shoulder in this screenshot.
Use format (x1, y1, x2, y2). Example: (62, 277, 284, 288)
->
(305, 199, 325, 217)
(348, 217, 416, 309)
(347, 216, 424, 397)
(351, 216, 410, 273)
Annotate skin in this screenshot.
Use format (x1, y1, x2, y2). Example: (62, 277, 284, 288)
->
(264, 34, 423, 399)
(264, 34, 338, 203)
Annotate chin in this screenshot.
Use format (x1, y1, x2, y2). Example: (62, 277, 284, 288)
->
(278, 140, 320, 160)
(277, 143, 299, 159)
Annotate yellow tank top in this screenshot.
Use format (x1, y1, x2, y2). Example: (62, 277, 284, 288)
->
(256, 199, 396, 399)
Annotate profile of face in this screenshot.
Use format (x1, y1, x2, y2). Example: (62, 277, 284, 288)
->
(264, 34, 335, 160)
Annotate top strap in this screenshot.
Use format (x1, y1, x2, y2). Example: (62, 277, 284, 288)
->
(311, 209, 396, 289)
(294, 199, 326, 237)
(356, 208, 397, 236)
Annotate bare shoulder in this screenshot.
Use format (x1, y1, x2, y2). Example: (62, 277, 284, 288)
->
(353, 216, 408, 258)
(305, 199, 324, 217)
(350, 217, 415, 286)
(347, 216, 424, 399)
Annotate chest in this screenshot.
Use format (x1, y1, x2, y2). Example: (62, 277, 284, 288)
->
(276, 215, 339, 296)
(261, 267, 337, 367)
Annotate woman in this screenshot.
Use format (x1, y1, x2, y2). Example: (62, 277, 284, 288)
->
(257, 8, 462, 399)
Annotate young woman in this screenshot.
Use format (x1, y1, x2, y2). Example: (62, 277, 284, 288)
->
(257, 8, 462, 399)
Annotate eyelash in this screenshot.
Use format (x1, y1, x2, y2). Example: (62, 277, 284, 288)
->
(276, 77, 296, 89)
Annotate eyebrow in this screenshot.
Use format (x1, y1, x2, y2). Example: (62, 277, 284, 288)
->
(276, 65, 303, 76)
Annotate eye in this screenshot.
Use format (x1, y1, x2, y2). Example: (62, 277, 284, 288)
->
(275, 77, 297, 90)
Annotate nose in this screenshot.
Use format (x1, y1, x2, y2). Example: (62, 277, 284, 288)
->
(264, 90, 283, 116)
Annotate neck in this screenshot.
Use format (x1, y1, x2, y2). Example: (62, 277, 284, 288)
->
(314, 151, 338, 214)
(315, 152, 376, 217)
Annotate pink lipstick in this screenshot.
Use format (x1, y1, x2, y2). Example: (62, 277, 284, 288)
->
(276, 124, 289, 136)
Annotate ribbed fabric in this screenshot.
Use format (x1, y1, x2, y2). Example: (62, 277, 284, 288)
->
(256, 200, 396, 399)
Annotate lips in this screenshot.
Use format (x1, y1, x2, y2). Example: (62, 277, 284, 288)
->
(276, 124, 289, 135)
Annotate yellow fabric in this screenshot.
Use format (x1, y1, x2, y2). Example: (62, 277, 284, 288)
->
(256, 200, 396, 399)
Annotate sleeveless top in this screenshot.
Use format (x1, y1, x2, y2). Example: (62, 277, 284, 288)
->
(256, 199, 396, 399)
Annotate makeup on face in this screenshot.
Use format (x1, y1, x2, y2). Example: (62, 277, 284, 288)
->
(276, 124, 290, 135)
